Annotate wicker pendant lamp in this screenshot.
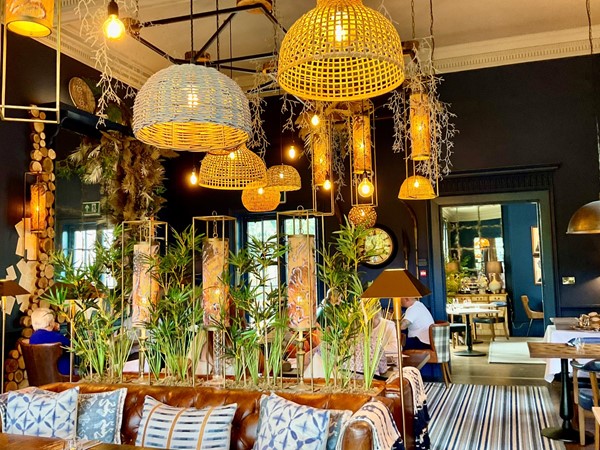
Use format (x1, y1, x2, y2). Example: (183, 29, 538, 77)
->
(409, 92, 432, 161)
(348, 205, 377, 228)
(242, 182, 280, 212)
(198, 145, 267, 190)
(398, 175, 436, 200)
(277, 0, 405, 101)
(133, 64, 251, 152)
(266, 164, 301, 191)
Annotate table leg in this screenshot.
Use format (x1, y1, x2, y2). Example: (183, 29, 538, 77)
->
(541, 358, 580, 442)
(454, 314, 486, 357)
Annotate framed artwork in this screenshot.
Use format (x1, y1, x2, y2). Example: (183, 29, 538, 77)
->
(531, 227, 542, 285)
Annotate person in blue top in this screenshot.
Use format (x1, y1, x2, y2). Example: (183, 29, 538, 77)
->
(29, 307, 71, 375)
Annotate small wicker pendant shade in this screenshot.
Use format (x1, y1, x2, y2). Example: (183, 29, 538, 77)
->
(266, 165, 301, 191)
(198, 145, 267, 190)
(277, 0, 405, 101)
(242, 182, 280, 212)
(398, 175, 436, 200)
(348, 205, 377, 228)
(133, 64, 251, 152)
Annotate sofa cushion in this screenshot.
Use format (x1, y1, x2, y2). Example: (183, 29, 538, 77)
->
(255, 393, 331, 450)
(5, 386, 79, 439)
(77, 388, 127, 444)
(326, 409, 352, 450)
(135, 395, 237, 450)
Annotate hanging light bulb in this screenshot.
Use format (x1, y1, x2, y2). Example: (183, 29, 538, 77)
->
(358, 173, 374, 197)
(189, 166, 198, 185)
(228, 151, 237, 160)
(323, 177, 332, 191)
(103, 0, 125, 40)
(311, 114, 320, 127)
(288, 144, 297, 159)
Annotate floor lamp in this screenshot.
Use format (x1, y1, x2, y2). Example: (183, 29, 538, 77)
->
(0, 279, 29, 394)
(361, 268, 431, 441)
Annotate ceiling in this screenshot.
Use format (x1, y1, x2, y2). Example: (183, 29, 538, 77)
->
(54, 0, 600, 91)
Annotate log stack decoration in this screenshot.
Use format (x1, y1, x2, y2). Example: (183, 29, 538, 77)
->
(3, 106, 57, 392)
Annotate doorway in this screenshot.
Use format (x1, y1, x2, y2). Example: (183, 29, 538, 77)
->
(430, 191, 556, 337)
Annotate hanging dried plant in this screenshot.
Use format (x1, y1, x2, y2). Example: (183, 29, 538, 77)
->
(385, 38, 457, 182)
(58, 132, 176, 223)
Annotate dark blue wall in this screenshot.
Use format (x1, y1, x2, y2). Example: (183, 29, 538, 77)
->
(502, 203, 544, 336)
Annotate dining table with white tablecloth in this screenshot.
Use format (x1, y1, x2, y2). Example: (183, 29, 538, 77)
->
(543, 323, 600, 382)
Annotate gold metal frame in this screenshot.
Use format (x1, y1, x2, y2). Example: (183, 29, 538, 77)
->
(1, 0, 60, 123)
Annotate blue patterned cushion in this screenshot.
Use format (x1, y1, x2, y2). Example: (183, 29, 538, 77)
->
(326, 409, 352, 450)
(77, 388, 127, 444)
(255, 393, 331, 450)
(135, 395, 237, 449)
(0, 392, 7, 431)
(5, 386, 79, 439)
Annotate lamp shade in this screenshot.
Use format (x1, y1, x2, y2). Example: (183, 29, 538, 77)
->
(0, 279, 29, 297)
(202, 238, 229, 327)
(398, 175, 436, 200)
(242, 182, 280, 212)
(567, 200, 600, 234)
(352, 114, 372, 173)
(485, 261, 503, 275)
(348, 205, 377, 228)
(361, 268, 431, 299)
(287, 234, 317, 330)
(409, 92, 431, 161)
(6, 0, 54, 37)
(277, 0, 404, 101)
(312, 131, 331, 186)
(198, 145, 267, 190)
(30, 180, 47, 232)
(133, 64, 251, 152)
(445, 261, 460, 274)
(266, 164, 301, 191)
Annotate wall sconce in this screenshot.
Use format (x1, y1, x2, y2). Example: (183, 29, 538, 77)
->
(24, 172, 49, 234)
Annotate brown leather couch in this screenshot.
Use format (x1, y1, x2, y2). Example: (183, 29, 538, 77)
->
(43, 381, 415, 450)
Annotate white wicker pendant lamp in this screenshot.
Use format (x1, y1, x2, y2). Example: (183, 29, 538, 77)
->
(132, 0, 251, 152)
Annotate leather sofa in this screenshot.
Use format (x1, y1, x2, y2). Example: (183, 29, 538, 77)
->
(43, 381, 414, 450)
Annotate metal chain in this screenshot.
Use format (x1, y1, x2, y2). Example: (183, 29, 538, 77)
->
(588, 0, 594, 55)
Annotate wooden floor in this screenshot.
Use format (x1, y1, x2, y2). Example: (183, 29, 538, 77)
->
(450, 337, 593, 449)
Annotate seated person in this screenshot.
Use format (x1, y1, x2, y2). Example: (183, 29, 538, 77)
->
(400, 297, 434, 350)
(373, 310, 399, 364)
(29, 308, 71, 376)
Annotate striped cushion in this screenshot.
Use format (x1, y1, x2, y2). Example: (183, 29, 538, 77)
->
(135, 396, 237, 450)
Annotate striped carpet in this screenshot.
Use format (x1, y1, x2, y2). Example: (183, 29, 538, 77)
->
(425, 383, 566, 450)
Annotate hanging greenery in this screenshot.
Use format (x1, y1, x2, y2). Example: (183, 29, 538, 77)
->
(58, 131, 177, 223)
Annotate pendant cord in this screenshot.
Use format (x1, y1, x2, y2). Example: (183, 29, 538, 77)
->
(216, 0, 221, 71)
(586, 0, 600, 196)
(410, 0, 415, 39)
(429, 0, 435, 64)
(189, 0, 194, 63)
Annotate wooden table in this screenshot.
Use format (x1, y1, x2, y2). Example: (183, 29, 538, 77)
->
(403, 352, 430, 370)
(447, 305, 499, 356)
(528, 342, 600, 443)
(0, 433, 157, 450)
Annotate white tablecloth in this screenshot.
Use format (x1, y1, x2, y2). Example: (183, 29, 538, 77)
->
(543, 325, 598, 382)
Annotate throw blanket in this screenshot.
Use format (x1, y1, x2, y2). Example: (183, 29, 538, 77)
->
(337, 400, 405, 450)
(402, 366, 430, 450)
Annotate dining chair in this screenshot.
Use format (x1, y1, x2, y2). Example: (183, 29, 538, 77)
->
(521, 295, 544, 336)
(404, 320, 451, 387)
(472, 302, 509, 341)
(21, 341, 72, 386)
(572, 359, 600, 449)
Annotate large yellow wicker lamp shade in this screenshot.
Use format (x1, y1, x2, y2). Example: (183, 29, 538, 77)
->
(198, 145, 267, 190)
(409, 92, 431, 161)
(133, 64, 251, 152)
(266, 164, 302, 191)
(6, 0, 54, 37)
(277, 0, 405, 101)
(398, 175, 436, 200)
(242, 182, 280, 212)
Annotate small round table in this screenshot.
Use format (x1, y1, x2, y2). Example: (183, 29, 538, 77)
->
(447, 305, 499, 357)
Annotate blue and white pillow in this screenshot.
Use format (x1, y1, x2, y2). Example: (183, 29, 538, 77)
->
(5, 386, 79, 439)
(77, 388, 127, 444)
(135, 395, 237, 450)
(254, 393, 331, 450)
(326, 409, 352, 450)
